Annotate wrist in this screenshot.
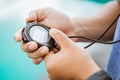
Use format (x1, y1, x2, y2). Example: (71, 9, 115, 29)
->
(70, 17, 85, 42)
(69, 17, 80, 42)
(71, 17, 93, 42)
(76, 63, 101, 80)
(87, 70, 112, 80)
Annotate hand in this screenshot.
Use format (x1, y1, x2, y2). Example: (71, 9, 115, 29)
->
(14, 28, 49, 64)
(14, 7, 76, 64)
(26, 7, 75, 36)
(44, 28, 101, 80)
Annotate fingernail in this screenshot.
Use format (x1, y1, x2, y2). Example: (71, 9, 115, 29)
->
(50, 28, 57, 33)
(40, 48, 47, 54)
(15, 34, 22, 41)
(29, 43, 35, 50)
(29, 12, 36, 17)
(50, 28, 58, 36)
(37, 58, 43, 61)
(16, 34, 21, 38)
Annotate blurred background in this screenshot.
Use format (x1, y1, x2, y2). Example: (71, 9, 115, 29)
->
(0, 0, 112, 80)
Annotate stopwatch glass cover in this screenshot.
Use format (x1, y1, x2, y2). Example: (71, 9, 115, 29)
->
(29, 26, 49, 43)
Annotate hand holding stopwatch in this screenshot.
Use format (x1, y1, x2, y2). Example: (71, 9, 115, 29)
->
(22, 22, 56, 50)
(22, 14, 120, 50)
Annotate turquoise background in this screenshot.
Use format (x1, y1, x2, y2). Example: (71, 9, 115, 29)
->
(88, 0, 112, 3)
(0, 0, 111, 80)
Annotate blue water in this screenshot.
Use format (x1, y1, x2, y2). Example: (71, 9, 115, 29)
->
(0, 0, 110, 80)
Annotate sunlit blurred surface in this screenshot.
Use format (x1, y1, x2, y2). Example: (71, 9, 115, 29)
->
(0, 0, 111, 80)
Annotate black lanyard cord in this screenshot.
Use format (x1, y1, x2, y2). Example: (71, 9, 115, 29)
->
(69, 36, 120, 44)
(69, 14, 120, 49)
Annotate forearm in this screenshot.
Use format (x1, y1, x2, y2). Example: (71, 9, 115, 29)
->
(72, 1, 120, 42)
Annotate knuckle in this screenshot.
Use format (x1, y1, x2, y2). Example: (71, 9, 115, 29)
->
(27, 53, 38, 59)
(27, 50, 42, 59)
(46, 62, 58, 72)
(20, 42, 38, 52)
(44, 7, 53, 10)
(29, 10, 36, 15)
(20, 43, 25, 51)
(20, 43, 28, 52)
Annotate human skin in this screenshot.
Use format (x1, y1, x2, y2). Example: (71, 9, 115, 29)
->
(44, 28, 101, 80)
(14, 1, 120, 80)
(14, 1, 120, 64)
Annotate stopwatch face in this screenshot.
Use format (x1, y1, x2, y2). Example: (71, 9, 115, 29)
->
(29, 26, 50, 43)
(22, 22, 55, 50)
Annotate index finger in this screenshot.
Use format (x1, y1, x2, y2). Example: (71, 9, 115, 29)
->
(14, 28, 23, 42)
(26, 9, 46, 23)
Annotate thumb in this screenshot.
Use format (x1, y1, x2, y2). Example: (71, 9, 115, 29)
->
(44, 51, 54, 63)
(26, 11, 38, 23)
(49, 28, 74, 48)
(26, 9, 46, 23)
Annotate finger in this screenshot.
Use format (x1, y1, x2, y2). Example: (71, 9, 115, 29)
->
(21, 41, 38, 52)
(26, 11, 38, 23)
(14, 28, 23, 42)
(52, 48, 59, 53)
(26, 9, 46, 23)
(44, 51, 54, 62)
(35, 9, 46, 21)
(27, 46, 49, 59)
(32, 58, 43, 65)
(49, 28, 74, 48)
